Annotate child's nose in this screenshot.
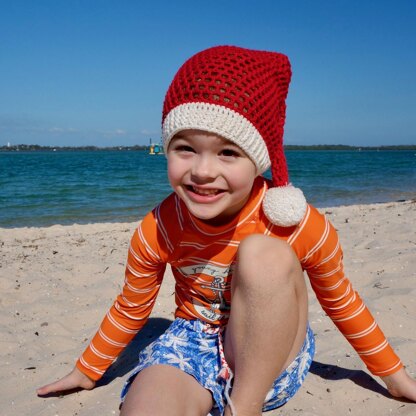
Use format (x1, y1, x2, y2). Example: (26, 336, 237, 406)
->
(191, 154, 217, 180)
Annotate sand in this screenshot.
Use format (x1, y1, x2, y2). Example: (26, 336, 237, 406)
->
(1, 200, 415, 416)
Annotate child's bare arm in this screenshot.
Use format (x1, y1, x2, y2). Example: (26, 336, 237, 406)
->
(381, 367, 416, 402)
(37, 366, 95, 396)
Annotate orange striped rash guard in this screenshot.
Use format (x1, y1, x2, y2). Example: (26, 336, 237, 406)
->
(77, 176, 402, 380)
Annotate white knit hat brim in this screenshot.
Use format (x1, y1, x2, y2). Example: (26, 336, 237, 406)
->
(162, 102, 270, 174)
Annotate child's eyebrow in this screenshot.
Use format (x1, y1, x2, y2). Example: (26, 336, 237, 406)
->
(223, 142, 240, 148)
(172, 134, 187, 140)
(220, 141, 242, 151)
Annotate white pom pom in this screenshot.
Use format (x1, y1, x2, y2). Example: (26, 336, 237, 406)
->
(262, 185, 307, 227)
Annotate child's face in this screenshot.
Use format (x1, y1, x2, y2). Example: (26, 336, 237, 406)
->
(167, 130, 258, 225)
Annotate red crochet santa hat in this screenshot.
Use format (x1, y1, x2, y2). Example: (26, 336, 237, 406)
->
(162, 45, 307, 227)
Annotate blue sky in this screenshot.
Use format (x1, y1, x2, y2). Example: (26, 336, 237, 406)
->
(1, 0, 415, 147)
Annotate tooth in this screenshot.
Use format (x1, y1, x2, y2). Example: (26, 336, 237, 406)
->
(193, 187, 217, 195)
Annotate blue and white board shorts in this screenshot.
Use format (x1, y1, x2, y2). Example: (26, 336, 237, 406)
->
(121, 318, 315, 414)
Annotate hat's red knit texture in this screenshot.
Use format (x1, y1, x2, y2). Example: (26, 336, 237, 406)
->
(162, 45, 292, 188)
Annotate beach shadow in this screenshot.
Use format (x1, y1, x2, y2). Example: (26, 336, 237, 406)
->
(36, 318, 172, 398)
(309, 360, 391, 398)
(96, 317, 172, 387)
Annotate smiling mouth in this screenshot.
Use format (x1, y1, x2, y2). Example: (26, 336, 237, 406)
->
(186, 185, 224, 196)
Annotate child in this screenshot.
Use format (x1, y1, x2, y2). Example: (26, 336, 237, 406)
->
(37, 45, 416, 416)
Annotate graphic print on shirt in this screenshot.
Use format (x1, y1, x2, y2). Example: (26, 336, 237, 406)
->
(178, 262, 233, 322)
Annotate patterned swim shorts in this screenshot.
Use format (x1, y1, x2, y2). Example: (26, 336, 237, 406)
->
(120, 318, 315, 414)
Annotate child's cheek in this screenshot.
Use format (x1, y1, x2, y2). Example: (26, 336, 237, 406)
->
(167, 156, 182, 187)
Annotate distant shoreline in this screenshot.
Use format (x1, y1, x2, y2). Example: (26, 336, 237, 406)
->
(1, 144, 416, 152)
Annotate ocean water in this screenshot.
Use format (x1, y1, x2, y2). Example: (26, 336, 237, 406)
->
(0, 150, 415, 228)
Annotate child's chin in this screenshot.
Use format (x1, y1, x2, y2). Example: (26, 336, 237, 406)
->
(191, 209, 236, 226)
(188, 208, 218, 221)
(190, 210, 218, 221)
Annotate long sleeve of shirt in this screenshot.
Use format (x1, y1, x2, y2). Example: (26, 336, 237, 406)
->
(76, 210, 168, 380)
(287, 204, 402, 376)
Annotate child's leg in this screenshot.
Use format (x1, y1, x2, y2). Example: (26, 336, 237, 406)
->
(224, 234, 309, 416)
(120, 364, 213, 416)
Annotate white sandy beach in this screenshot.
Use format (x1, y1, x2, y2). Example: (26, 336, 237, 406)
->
(1, 201, 415, 416)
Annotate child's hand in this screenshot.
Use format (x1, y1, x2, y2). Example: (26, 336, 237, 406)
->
(381, 367, 416, 402)
(37, 366, 96, 396)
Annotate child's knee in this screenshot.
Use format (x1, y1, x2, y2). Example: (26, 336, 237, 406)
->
(236, 234, 302, 287)
(238, 234, 298, 267)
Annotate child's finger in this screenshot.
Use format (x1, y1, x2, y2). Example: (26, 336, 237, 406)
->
(37, 368, 95, 396)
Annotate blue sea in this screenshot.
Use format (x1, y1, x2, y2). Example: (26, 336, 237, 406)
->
(1, 150, 415, 228)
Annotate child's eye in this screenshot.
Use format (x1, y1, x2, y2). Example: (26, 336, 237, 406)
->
(175, 145, 195, 153)
(220, 148, 240, 157)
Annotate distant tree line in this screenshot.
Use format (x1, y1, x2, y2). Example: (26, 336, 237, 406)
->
(0, 144, 148, 152)
(284, 144, 416, 151)
(1, 143, 415, 152)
